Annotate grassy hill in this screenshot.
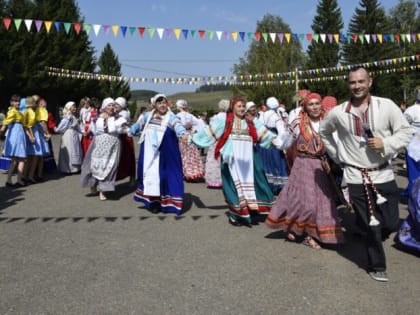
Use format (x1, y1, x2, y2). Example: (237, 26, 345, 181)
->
(130, 89, 233, 115)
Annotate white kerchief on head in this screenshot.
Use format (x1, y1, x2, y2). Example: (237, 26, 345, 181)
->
(266, 97, 279, 110)
(101, 97, 114, 110)
(115, 97, 127, 108)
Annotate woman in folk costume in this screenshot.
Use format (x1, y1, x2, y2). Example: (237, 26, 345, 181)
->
(0, 94, 28, 187)
(114, 96, 136, 185)
(80, 97, 99, 157)
(55, 101, 83, 174)
(81, 97, 128, 201)
(130, 94, 189, 215)
(192, 97, 293, 226)
(257, 96, 290, 194)
(265, 93, 344, 249)
(36, 97, 57, 176)
(175, 99, 205, 182)
(27, 95, 52, 182)
(397, 177, 420, 252)
(204, 99, 230, 188)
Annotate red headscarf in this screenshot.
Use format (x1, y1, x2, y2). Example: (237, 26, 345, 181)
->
(321, 96, 337, 112)
(214, 97, 258, 160)
(298, 93, 324, 153)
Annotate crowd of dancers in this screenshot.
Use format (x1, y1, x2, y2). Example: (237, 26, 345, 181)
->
(1, 66, 420, 282)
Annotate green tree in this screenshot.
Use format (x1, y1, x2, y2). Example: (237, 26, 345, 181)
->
(0, 0, 99, 115)
(306, 0, 347, 100)
(97, 43, 131, 101)
(341, 0, 400, 100)
(233, 14, 306, 109)
(389, 0, 420, 103)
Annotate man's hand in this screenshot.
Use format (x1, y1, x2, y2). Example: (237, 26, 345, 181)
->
(367, 137, 384, 150)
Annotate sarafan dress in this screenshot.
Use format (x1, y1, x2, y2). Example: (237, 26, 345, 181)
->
(265, 116, 344, 244)
(398, 177, 420, 251)
(130, 110, 187, 215)
(192, 113, 288, 225)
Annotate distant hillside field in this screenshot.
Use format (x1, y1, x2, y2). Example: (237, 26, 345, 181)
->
(131, 89, 233, 113)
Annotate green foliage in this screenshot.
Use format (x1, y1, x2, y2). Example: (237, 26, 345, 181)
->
(389, 0, 420, 103)
(232, 14, 307, 110)
(97, 43, 131, 100)
(341, 0, 402, 101)
(0, 0, 99, 116)
(306, 0, 348, 99)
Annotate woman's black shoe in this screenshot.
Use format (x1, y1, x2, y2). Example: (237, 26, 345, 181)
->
(5, 181, 16, 188)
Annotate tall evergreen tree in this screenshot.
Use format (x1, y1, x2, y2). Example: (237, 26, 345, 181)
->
(97, 43, 131, 101)
(0, 0, 99, 114)
(341, 0, 400, 100)
(305, 0, 347, 100)
(389, 0, 420, 103)
(233, 14, 306, 109)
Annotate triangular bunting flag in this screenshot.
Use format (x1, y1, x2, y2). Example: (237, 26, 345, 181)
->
(74, 23, 82, 35)
(269, 32, 276, 43)
(111, 25, 119, 37)
(247, 32, 253, 41)
(182, 29, 188, 39)
(216, 31, 223, 40)
(395, 33, 400, 42)
(254, 32, 261, 41)
(292, 33, 298, 42)
(174, 28, 181, 39)
(24, 19, 32, 32)
(138, 27, 145, 37)
(333, 34, 339, 43)
(63, 22, 71, 34)
(223, 31, 230, 40)
(306, 33, 313, 42)
(285, 33, 291, 43)
(262, 33, 268, 42)
(232, 31, 238, 42)
(313, 34, 319, 42)
(364, 34, 370, 43)
(327, 34, 333, 43)
(352, 34, 358, 43)
(299, 33, 305, 42)
(3, 17, 12, 30)
(277, 33, 284, 43)
(156, 28, 164, 39)
(44, 21, 52, 33)
(320, 34, 326, 43)
(93, 24, 101, 36)
(54, 21, 61, 32)
(14, 19, 22, 31)
(129, 26, 136, 36)
(198, 30, 205, 39)
(148, 27, 155, 39)
(208, 30, 214, 40)
(84, 23, 92, 35)
(120, 26, 127, 37)
(239, 31, 245, 41)
(35, 20, 42, 32)
(165, 28, 172, 38)
(372, 34, 377, 43)
(191, 30, 197, 38)
(102, 25, 110, 36)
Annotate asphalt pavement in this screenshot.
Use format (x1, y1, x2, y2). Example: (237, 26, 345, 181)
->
(0, 135, 419, 315)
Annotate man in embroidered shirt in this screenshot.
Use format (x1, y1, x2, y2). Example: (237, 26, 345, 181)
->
(319, 66, 414, 282)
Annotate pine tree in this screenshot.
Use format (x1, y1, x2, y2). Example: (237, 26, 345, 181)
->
(305, 0, 347, 100)
(97, 43, 131, 101)
(341, 0, 400, 100)
(0, 0, 99, 113)
(389, 0, 420, 103)
(233, 14, 306, 109)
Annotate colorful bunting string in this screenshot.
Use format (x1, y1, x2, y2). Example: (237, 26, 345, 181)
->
(2, 16, 419, 44)
(44, 54, 419, 86)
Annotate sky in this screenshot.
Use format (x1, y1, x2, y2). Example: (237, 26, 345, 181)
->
(75, 0, 401, 95)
